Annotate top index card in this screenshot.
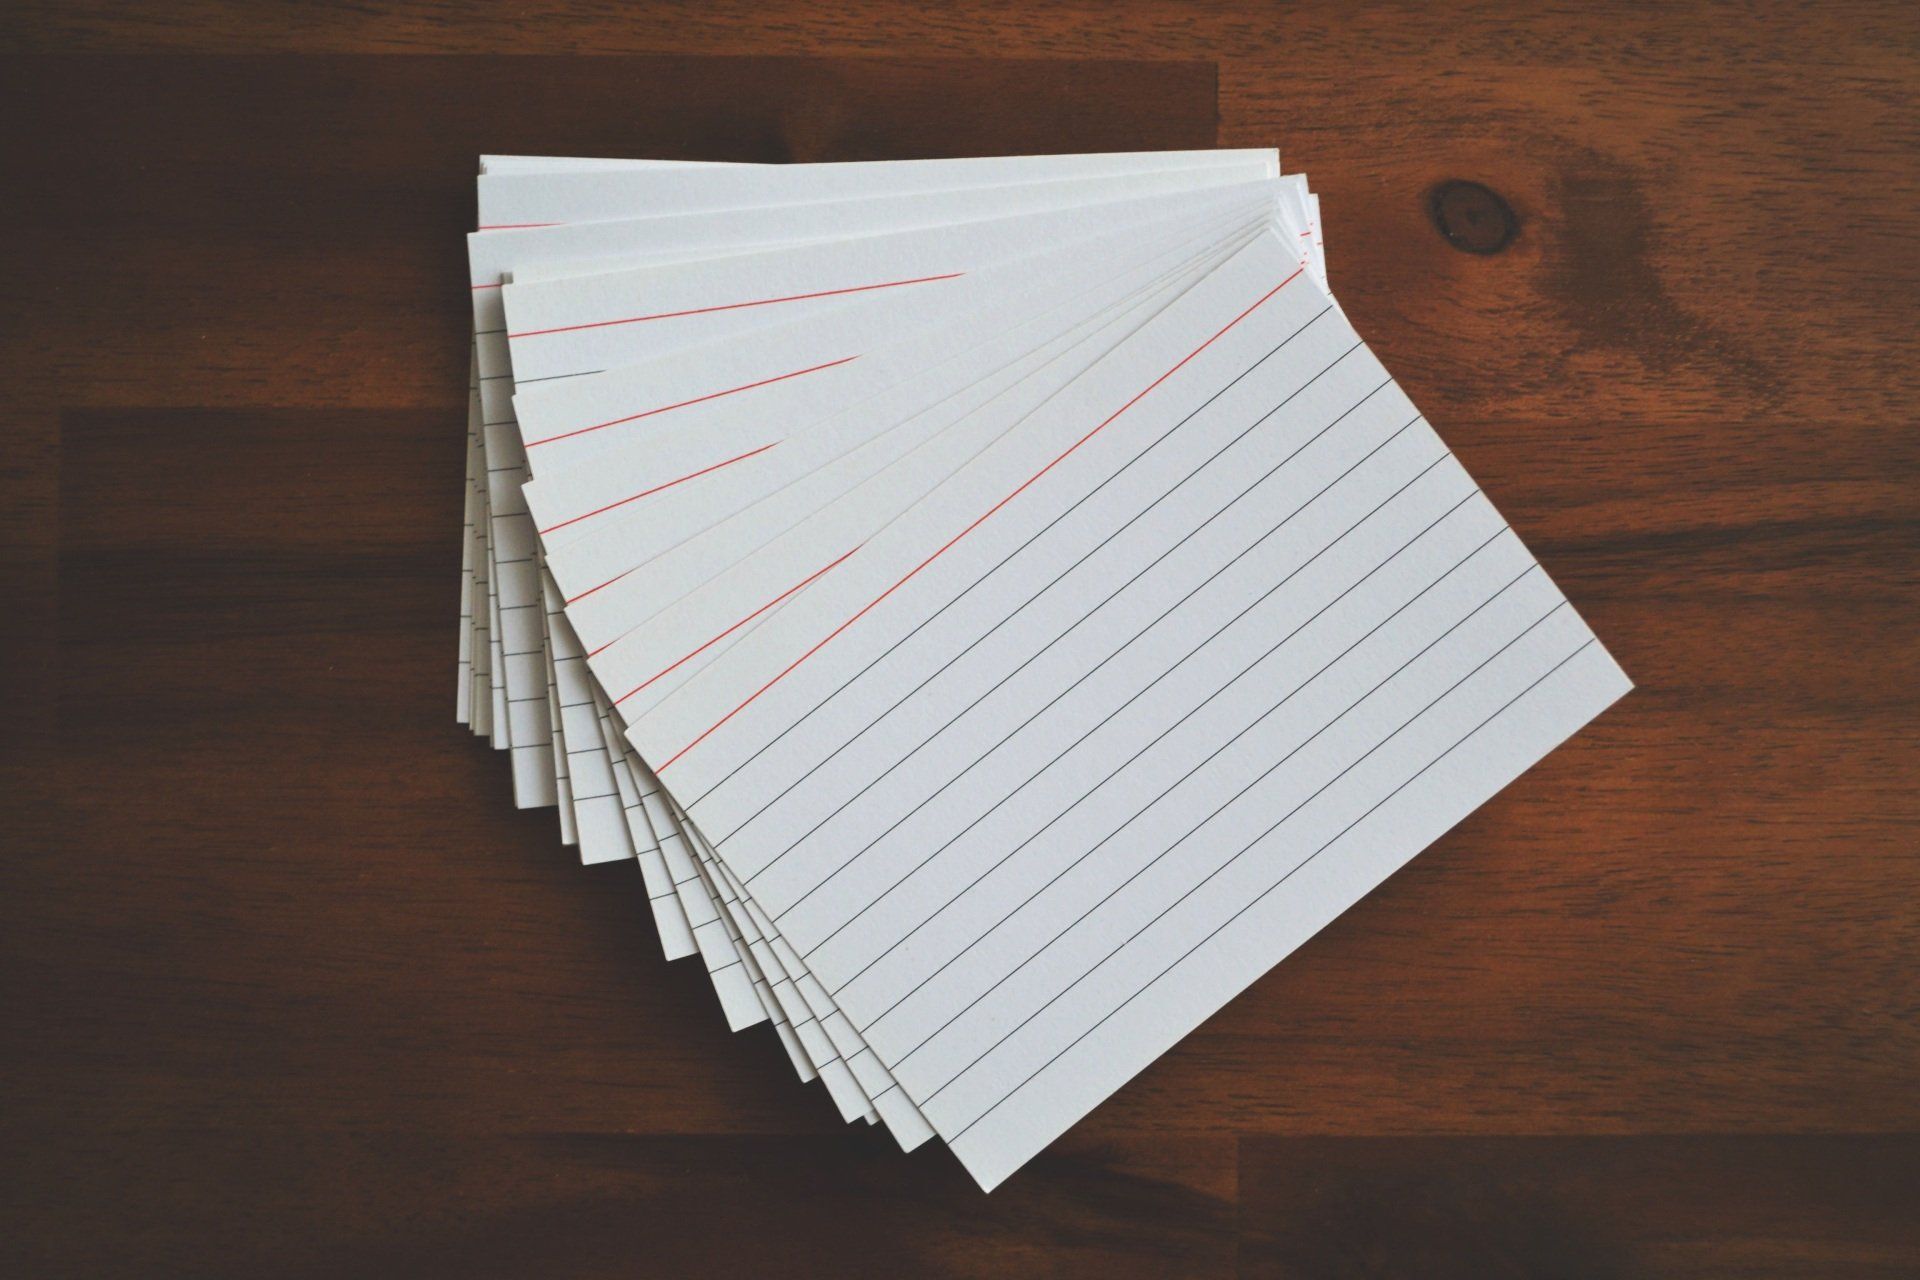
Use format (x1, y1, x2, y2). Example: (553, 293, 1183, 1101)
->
(623, 226, 1629, 1189)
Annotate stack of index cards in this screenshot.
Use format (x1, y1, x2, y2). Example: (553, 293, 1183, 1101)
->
(457, 150, 1629, 1190)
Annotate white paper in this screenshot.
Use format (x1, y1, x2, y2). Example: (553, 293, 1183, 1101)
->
(626, 228, 1629, 1188)
(453, 156, 1625, 1186)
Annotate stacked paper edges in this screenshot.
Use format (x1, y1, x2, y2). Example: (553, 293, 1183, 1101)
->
(457, 151, 1629, 1191)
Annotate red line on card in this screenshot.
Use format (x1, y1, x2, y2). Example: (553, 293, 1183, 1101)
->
(526, 356, 859, 449)
(478, 222, 562, 230)
(652, 268, 1305, 774)
(611, 544, 864, 704)
(470, 282, 504, 291)
(536, 441, 782, 537)
(507, 272, 966, 340)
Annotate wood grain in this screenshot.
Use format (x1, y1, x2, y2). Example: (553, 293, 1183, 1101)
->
(1239, 1135, 1920, 1279)
(3, 8, 1917, 1276)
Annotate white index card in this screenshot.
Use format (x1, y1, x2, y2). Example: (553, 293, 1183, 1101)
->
(625, 226, 1629, 1189)
(452, 154, 1628, 1184)
(473, 171, 1280, 834)
(475, 149, 1279, 229)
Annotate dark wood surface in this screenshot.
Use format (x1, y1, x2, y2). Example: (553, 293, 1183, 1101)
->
(3, 6, 1916, 1276)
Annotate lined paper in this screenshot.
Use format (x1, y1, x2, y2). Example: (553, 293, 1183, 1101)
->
(468, 158, 1280, 980)
(477, 172, 1277, 836)
(622, 229, 1628, 1187)
(472, 165, 1293, 1119)
(515, 200, 1294, 1144)
(455, 153, 1626, 1190)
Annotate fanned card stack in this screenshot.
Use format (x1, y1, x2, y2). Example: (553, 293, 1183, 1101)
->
(457, 151, 1630, 1190)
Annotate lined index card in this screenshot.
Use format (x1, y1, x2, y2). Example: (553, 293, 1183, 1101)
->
(455, 153, 1626, 1190)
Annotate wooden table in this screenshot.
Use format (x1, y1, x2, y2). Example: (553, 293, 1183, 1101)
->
(4, 7, 1915, 1276)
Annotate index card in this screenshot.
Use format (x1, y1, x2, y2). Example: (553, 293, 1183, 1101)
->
(504, 187, 1303, 1147)
(476, 178, 1287, 991)
(625, 226, 1629, 1188)
(472, 159, 1294, 1117)
(554, 221, 1290, 1151)
(552, 215, 1270, 1149)
(453, 155, 1626, 1183)
(544, 203, 1290, 1150)
(471, 166, 1274, 854)
(483, 181, 1286, 857)
(476, 149, 1279, 228)
(473, 170, 1280, 804)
